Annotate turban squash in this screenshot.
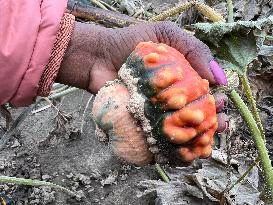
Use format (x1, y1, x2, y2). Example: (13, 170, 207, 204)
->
(92, 42, 218, 166)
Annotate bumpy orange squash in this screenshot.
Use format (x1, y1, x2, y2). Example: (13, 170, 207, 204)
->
(92, 81, 153, 165)
(92, 42, 218, 165)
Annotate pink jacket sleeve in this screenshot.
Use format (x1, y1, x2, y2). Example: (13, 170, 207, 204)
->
(0, 0, 67, 106)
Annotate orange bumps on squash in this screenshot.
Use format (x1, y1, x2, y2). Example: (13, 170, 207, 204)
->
(92, 42, 218, 165)
(144, 52, 160, 64)
(127, 42, 218, 163)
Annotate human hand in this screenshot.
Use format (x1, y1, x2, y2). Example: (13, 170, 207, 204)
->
(57, 21, 229, 164)
(58, 21, 228, 130)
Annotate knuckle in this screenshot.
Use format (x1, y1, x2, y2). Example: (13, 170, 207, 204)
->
(187, 40, 211, 60)
(196, 40, 210, 53)
(158, 21, 177, 31)
(153, 21, 179, 44)
(149, 21, 212, 59)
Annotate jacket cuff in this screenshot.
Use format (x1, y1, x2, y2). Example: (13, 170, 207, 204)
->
(38, 13, 75, 96)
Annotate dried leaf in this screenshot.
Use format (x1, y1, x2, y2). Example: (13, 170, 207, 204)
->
(138, 180, 204, 205)
(259, 45, 273, 56)
(118, 0, 144, 16)
(243, 0, 258, 20)
(138, 151, 264, 204)
(0, 105, 12, 129)
(0, 105, 34, 150)
(234, 0, 259, 20)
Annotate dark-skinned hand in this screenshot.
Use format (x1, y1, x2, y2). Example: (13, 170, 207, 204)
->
(57, 21, 229, 163)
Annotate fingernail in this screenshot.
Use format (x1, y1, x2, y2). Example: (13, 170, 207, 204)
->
(209, 60, 228, 86)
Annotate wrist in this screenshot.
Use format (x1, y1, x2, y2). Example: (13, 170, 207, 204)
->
(56, 21, 90, 89)
(56, 21, 108, 91)
(38, 13, 75, 96)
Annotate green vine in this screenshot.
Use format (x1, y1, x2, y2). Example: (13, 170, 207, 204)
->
(155, 163, 170, 183)
(230, 90, 273, 197)
(0, 176, 77, 197)
(240, 75, 265, 139)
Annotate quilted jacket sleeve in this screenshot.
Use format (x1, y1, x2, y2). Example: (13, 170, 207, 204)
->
(0, 0, 67, 106)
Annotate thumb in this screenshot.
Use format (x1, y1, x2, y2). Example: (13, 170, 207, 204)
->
(88, 58, 118, 93)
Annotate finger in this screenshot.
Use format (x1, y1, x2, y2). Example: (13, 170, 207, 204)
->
(111, 22, 227, 85)
(217, 113, 229, 133)
(213, 92, 228, 112)
(153, 22, 228, 85)
(179, 38, 228, 86)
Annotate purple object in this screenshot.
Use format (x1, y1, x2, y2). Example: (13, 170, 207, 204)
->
(209, 60, 228, 86)
(214, 92, 228, 112)
(216, 100, 225, 113)
(217, 113, 229, 133)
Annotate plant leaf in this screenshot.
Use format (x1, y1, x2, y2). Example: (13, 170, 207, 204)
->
(193, 16, 273, 74)
(213, 32, 257, 74)
(193, 16, 273, 46)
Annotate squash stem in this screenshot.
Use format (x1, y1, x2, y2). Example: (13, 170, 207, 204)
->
(240, 75, 265, 140)
(230, 90, 273, 198)
(155, 163, 170, 183)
